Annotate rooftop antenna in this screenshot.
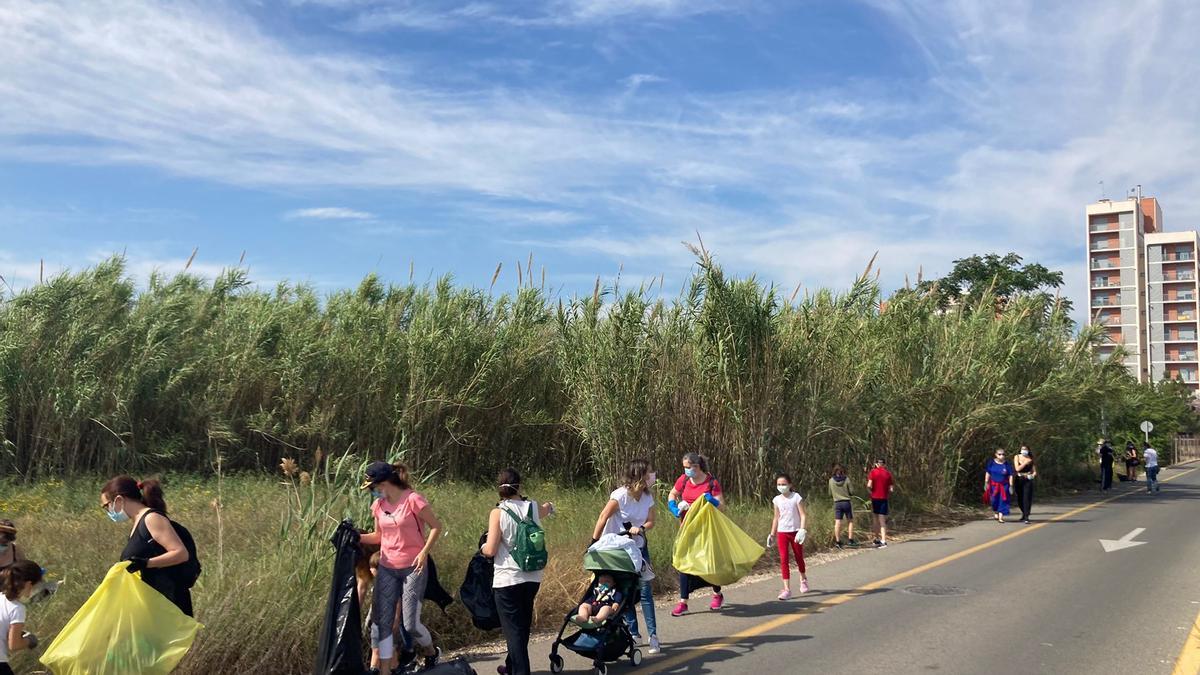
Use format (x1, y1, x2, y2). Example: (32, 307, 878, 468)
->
(1098, 180, 1106, 200)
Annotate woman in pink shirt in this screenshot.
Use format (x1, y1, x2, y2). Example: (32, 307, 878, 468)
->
(667, 452, 725, 616)
(359, 461, 444, 675)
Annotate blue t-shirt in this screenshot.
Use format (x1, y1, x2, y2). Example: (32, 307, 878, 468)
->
(986, 460, 1013, 483)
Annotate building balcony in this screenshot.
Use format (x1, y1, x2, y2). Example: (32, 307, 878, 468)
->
(1166, 295, 1197, 302)
(1090, 243, 1117, 251)
(1165, 253, 1195, 262)
(1167, 335, 1199, 342)
(1166, 315, 1196, 322)
(1091, 297, 1121, 307)
(1168, 355, 1199, 363)
(1166, 275, 1196, 282)
(1091, 260, 1119, 269)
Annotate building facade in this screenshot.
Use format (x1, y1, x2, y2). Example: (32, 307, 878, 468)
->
(1086, 194, 1200, 393)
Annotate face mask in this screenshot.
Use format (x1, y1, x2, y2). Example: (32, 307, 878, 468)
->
(1020, 449, 1030, 456)
(107, 498, 129, 523)
(0, 543, 9, 554)
(371, 489, 383, 500)
(777, 485, 790, 494)
(647, 472, 657, 486)
(684, 467, 695, 478)
(597, 583, 610, 592)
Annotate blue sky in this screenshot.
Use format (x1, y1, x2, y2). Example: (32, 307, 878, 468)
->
(3, 0, 1200, 322)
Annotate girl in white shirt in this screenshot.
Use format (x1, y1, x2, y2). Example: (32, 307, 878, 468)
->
(769, 473, 809, 600)
(481, 468, 553, 675)
(590, 458, 660, 655)
(0, 560, 43, 675)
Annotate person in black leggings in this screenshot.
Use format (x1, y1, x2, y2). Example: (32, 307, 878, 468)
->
(101, 476, 193, 616)
(1014, 446, 1037, 523)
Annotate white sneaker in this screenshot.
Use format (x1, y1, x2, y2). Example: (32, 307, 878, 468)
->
(648, 635, 661, 654)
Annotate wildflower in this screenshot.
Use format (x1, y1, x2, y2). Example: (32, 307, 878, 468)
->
(299, 471, 311, 487)
(280, 457, 299, 477)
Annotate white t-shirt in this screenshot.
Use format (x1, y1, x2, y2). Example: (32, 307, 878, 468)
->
(602, 487, 654, 548)
(0, 593, 26, 662)
(773, 491, 804, 533)
(493, 499, 544, 589)
(1144, 447, 1159, 468)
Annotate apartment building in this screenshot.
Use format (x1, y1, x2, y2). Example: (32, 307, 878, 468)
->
(1086, 193, 1200, 393)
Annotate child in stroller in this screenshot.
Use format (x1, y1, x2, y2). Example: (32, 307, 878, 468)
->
(549, 547, 646, 675)
(573, 573, 622, 628)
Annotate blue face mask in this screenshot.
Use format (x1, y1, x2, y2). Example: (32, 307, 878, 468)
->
(371, 489, 384, 500)
(0, 543, 8, 553)
(106, 497, 129, 523)
(684, 467, 695, 478)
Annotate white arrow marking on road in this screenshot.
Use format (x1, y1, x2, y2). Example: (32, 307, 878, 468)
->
(1099, 527, 1147, 552)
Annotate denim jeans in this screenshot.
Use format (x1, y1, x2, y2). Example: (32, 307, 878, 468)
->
(1147, 466, 1160, 491)
(624, 543, 658, 639)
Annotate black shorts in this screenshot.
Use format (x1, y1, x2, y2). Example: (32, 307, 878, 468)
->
(834, 500, 853, 520)
(871, 498, 890, 516)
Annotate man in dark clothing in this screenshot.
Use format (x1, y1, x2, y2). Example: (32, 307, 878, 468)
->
(1098, 439, 1115, 491)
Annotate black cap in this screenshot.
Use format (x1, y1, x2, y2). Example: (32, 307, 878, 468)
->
(361, 461, 395, 489)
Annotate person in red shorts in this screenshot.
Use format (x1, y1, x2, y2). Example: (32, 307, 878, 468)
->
(866, 458, 894, 549)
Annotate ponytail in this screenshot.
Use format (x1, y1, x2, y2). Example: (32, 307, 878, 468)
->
(384, 463, 412, 491)
(0, 560, 42, 601)
(101, 475, 169, 515)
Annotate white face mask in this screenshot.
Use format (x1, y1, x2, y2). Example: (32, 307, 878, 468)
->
(777, 484, 790, 494)
(1020, 449, 1030, 456)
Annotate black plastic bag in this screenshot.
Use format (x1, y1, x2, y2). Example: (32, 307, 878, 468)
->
(424, 556, 454, 611)
(314, 520, 367, 675)
(458, 532, 501, 631)
(422, 656, 478, 674)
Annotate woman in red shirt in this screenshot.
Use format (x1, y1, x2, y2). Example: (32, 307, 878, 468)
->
(667, 453, 725, 616)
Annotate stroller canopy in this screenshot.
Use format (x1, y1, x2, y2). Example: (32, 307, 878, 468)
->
(584, 548, 639, 575)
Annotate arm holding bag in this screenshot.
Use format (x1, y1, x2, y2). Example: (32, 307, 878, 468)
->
(671, 498, 764, 587)
(41, 562, 202, 675)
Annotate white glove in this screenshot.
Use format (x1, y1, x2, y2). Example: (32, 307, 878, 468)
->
(679, 500, 690, 511)
(796, 528, 807, 545)
(766, 533, 775, 547)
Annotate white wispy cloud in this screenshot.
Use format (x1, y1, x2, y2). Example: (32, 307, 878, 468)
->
(3, 0, 1199, 323)
(286, 207, 375, 220)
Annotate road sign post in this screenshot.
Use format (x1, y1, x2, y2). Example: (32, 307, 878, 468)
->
(1140, 420, 1154, 443)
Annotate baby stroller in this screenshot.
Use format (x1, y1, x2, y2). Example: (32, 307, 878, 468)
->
(549, 547, 645, 675)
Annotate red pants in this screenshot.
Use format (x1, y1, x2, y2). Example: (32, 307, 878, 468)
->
(777, 531, 806, 579)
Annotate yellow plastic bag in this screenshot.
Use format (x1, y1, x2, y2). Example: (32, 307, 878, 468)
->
(671, 497, 764, 586)
(41, 562, 202, 675)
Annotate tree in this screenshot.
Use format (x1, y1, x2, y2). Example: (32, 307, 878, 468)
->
(919, 253, 1066, 311)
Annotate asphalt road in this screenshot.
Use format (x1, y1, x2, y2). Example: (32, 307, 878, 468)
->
(469, 461, 1200, 675)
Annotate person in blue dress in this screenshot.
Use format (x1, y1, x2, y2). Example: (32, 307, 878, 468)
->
(984, 449, 1015, 523)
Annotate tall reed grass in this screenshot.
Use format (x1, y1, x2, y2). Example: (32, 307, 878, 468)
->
(0, 250, 1188, 501)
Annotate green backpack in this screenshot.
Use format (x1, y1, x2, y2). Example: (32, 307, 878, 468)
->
(501, 503, 548, 572)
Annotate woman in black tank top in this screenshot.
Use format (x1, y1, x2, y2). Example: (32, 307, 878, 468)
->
(101, 476, 193, 616)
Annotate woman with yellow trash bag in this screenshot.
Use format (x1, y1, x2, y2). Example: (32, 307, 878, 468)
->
(668, 453, 763, 617)
(38, 478, 202, 675)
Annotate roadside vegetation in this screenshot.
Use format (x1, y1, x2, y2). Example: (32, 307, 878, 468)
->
(2, 248, 1196, 672)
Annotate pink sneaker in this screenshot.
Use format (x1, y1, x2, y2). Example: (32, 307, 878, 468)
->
(777, 589, 791, 601)
(799, 579, 810, 594)
(709, 593, 724, 610)
(671, 601, 688, 617)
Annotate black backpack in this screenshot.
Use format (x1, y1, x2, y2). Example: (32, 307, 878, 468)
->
(169, 519, 202, 589)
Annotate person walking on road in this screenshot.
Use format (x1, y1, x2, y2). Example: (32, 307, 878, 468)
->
(668, 452, 725, 615)
(769, 473, 809, 600)
(866, 458, 894, 548)
(1143, 442, 1160, 493)
(590, 458, 660, 655)
(1098, 439, 1115, 491)
(984, 449, 1015, 523)
(828, 465, 857, 549)
(1013, 446, 1037, 523)
(1124, 442, 1140, 483)
(481, 468, 554, 675)
(358, 461, 444, 675)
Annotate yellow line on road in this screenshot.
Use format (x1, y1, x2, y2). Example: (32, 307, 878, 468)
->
(1174, 607, 1200, 675)
(648, 463, 1200, 674)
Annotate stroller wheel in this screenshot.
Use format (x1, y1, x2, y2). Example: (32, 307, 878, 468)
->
(594, 665, 608, 675)
(549, 654, 564, 673)
(631, 649, 644, 666)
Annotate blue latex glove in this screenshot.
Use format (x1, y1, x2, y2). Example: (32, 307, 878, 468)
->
(704, 493, 720, 507)
(667, 499, 681, 518)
